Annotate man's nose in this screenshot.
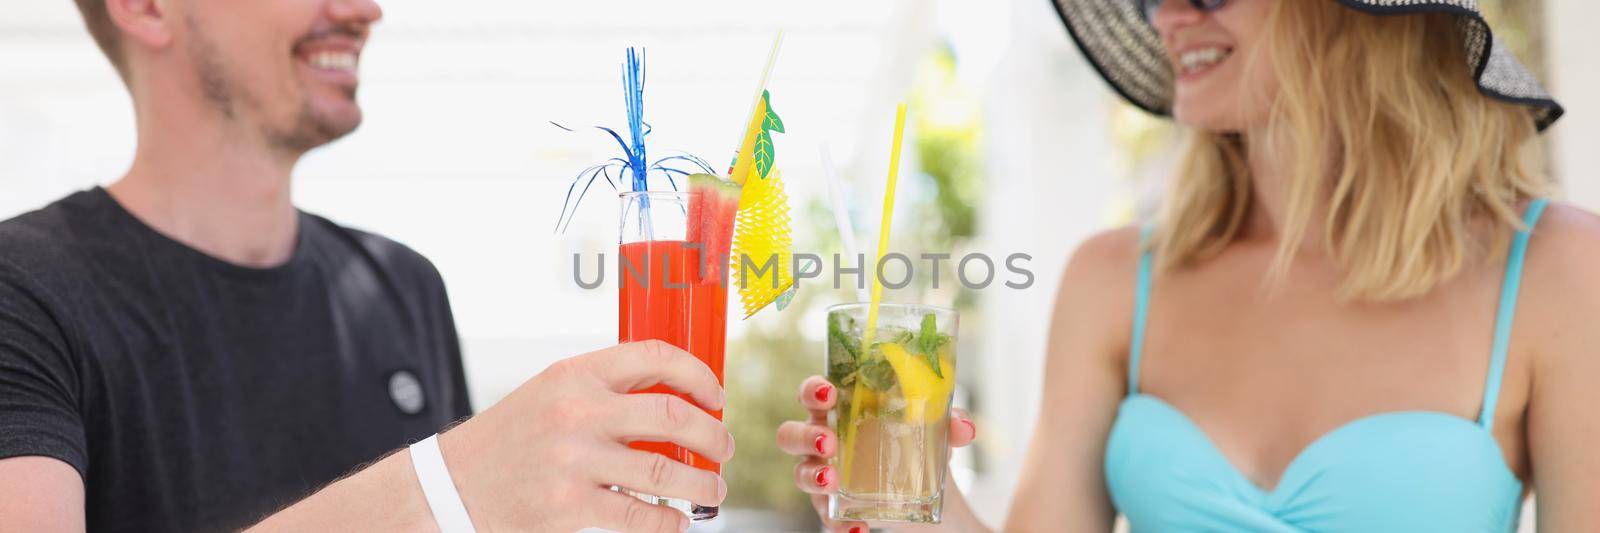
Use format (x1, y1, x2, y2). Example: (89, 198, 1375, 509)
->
(328, 0, 383, 27)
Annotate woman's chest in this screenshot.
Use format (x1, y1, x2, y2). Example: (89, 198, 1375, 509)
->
(1132, 256, 1532, 485)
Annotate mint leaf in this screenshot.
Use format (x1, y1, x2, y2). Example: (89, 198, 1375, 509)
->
(917, 314, 944, 378)
(858, 355, 896, 392)
(829, 314, 860, 361)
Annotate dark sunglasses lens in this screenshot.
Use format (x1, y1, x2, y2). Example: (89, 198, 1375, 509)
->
(1140, 0, 1228, 20)
(1138, 0, 1162, 20)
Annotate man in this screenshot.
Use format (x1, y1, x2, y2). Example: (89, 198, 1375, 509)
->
(0, 0, 731, 531)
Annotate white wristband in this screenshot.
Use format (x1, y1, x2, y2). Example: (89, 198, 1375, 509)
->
(410, 434, 477, 533)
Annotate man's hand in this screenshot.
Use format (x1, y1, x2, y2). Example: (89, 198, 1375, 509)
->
(251, 340, 731, 533)
(444, 340, 732, 532)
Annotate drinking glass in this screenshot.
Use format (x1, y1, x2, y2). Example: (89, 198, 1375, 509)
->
(617, 191, 731, 521)
(826, 303, 958, 523)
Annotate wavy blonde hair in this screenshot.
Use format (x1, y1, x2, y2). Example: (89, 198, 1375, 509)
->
(1153, 0, 1552, 301)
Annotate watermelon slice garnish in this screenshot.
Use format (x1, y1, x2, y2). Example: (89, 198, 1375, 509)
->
(687, 173, 741, 285)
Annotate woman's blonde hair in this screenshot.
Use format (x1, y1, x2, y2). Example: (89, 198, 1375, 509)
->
(1153, 0, 1552, 301)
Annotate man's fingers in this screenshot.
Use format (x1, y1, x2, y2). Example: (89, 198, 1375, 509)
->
(776, 421, 835, 458)
(607, 393, 735, 463)
(793, 458, 836, 495)
(596, 449, 727, 508)
(950, 408, 977, 448)
(589, 489, 690, 533)
(798, 375, 836, 421)
(587, 340, 724, 410)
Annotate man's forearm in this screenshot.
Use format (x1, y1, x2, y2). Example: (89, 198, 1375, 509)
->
(246, 448, 437, 532)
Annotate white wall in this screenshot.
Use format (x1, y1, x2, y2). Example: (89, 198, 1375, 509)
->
(1546, 0, 1600, 211)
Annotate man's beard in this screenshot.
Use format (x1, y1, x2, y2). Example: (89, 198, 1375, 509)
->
(186, 16, 357, 154)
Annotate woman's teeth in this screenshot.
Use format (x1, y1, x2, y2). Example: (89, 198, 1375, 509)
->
(1179, 47, 1231, 75)
(307, 52, 358, 72)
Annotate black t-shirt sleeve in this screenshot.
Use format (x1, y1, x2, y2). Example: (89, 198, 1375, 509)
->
(423, 259, 472, 420)
(0, 262, 87, 479)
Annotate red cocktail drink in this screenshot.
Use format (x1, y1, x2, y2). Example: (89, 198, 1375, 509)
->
(616, 184, 738, 521)
(619, 240, 728, 472)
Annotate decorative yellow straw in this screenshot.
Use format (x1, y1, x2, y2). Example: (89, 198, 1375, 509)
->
(729, 30, 785, 185)
(864, 103, 909, 347)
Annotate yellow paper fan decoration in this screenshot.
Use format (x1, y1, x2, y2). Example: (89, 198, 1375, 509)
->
(729, 90, 795, 318)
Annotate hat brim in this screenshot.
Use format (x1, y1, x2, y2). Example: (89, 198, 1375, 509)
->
(1049, 0, 1564, 131)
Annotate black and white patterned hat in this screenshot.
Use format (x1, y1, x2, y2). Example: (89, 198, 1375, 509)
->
(1049, 0, 1564, 131)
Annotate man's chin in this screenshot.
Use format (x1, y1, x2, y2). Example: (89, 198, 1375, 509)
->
(270, 108, 362, 153)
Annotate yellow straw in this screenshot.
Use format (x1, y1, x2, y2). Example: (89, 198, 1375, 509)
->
(842, 103, 909, 490)
(864, 103, 909, 346)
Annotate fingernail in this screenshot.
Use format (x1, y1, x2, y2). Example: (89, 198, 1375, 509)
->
(849, 526, 863, 533)
(815, 384, 833, 403)
(963, 418, 977, 437)
(815, 466, 831, 487)
(814, 433, 829, 455)
(726, 432, 737, 458)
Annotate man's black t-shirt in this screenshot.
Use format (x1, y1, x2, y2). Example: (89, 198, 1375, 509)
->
(0, 188, 472, 531)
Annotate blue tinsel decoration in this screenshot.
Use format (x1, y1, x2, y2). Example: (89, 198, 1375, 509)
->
(554, 48, 717, 234)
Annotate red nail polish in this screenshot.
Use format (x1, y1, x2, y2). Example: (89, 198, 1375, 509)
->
(814, 384, 832, 403)
(849, 526, 863, 533)
(814, 433, 828, 455)
(815, 466, 831, 486)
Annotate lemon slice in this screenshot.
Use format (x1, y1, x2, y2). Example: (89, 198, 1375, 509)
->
(879, 343, 955, 424)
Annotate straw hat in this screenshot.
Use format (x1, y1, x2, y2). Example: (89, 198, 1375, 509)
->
(1049, 0, 1564, 131)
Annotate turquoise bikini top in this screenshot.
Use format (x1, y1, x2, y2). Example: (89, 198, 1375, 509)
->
(1104, 199, 1548, 532)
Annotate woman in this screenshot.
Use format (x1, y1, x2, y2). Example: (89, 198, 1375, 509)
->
(777, 0, 1600, 531)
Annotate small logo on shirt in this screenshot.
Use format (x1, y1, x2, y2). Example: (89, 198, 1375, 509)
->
(388, 370, 426, 415)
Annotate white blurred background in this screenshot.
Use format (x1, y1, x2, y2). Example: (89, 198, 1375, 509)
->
(2, 0, 1595, 530)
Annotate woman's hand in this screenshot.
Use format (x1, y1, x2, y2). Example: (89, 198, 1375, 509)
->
(442, 340, 733, 533)
(776, 375, 976, 533)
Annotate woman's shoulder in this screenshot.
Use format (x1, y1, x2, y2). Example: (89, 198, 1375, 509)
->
(1061, 226, 1145, 289)
(1524, 201, 1600, 287)
(1519, 201, 1600, 363)
(1048, 226, 1147, 354)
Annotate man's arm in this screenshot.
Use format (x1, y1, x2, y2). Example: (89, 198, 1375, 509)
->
(247, 448, 435, 531)
(241, 340, 730, 532)
(0, 457, 83, 533)
(0, 261, 91, 533)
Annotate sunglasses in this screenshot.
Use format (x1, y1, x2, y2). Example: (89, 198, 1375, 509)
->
(1138, 0, 1229, 21)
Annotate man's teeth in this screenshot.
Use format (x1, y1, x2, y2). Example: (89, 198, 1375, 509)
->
(307, 52, 358, 72)
(1179, 47, 1231, 74)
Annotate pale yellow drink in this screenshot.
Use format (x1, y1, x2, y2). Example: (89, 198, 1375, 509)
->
(827, 303, 957, 523)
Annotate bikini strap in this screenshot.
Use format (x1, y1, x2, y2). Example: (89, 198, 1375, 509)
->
(1479, 198, 1550, 430)
(1129, 225, 1155, 396)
